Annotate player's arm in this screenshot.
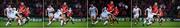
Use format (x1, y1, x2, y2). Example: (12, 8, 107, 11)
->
(88, 8, 91, 15)
(16, 11, 22, 18)
(96, 8, 98, 16)
(27, 8, 31, 14)
(45, 9, 48, 16)
(144, 9, 147, 16)
(4, 9, 6, 16)
(139, 9, 142, 16)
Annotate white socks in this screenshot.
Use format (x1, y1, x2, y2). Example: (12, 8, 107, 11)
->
(6, 21, 10, 26)
(60, 20, 64, 26)
(22, 19, 26, 24)
(18, 20, 22, 25)
(94, 20, 99, 24)
(103, 21, 108, 25)
(47, 21, 52, 25)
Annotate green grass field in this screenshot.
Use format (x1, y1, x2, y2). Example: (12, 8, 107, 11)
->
(0, 18, 180, 28)
(0, 21, 180, 28)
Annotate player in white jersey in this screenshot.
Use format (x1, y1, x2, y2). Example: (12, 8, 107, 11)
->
(4, 5, 19, 26)
(89, 4, 98, 24)
(133, 5, 141, 24)
(100, 7, 111, 25)
(46, 5, 55, 26)
(144, 6, 154, 26)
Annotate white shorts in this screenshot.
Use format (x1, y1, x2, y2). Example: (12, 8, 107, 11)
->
(101, 16, 108, 20)
(7, 14, 16, 19)
(147, 14, 154, 19)
(133, 14, 139, 18)
(53, 14, 60, 19)
(48, 13, 53, 17)
(90, 13, 96, 16)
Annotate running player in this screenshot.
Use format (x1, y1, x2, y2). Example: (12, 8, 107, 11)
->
(107, 1, 117, 25)
(54, 9, 63, 26)
(152, 2, 159, 22)
(100, 7, 111, 25)
(157, 5, 165, 24)
(4, 5, 19, 26)
(65, 7, 75, 24)
(60, 2, 69, 26)
(18, 2, 26, 25)
(47, 5, 55, 25)
(133, 5, 141, 25)
(111, 6, 119, 24)
(22, 7, 30, 25)
(144, 6, 154, 26)
(89, 4, 98, 24)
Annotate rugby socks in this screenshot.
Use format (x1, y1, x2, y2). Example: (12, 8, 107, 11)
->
(18, 20, 22, 25)
(47, 21, 52, 25)
(5, 21, 10, 26)
(94, 20, 99, 24)
(103, 21, 108, 25)
(143, 18, 147, 24)
(60, 20, 64, 26)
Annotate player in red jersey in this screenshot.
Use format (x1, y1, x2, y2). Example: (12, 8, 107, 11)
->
(17, 2, 26, 25)
(107, 1, 115, 13)
(152, 2, 159, 22)
(22, 7, 31, 25)
(107, 1, 119, 25)
(60, 2, 69, 26)
(157, 5, 165, 24)
(65, 7, 75, 24)
(111, 6, 119, 24)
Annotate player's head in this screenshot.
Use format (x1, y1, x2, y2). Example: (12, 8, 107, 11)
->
(149, 6, 152, 9)
(154, 2, 158, 5)
(135, 5, 138, 8)
(90, 4, 94, 7)
(48, 5, 52, 8)
(115, 6, 118, 8)
(103, 7, 107, 10)
(13, 7, 16, 10)
(26, 7, 30, 10)
(110, 1, 114, 4)
(20, 2, 24, 5)
(63, 2, 67, 5)
(7, 5, 11, 8)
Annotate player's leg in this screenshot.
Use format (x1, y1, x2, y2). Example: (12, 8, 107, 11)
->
(47, 16, 53, 25)
(91, 15, 96, 24)
(109, 15, 114, 25)
(66, 17, 74, 24)
(102, 16, 109, 25)
(70, 17, 75, 24)
(21, 14, 28, 25)
(93, 16, 99, 24)
(59, 16, 65, 26)
(133, 15, 138, 25)
(143, 17, 148, 26)
(111, 15, 118, 24)
(5, 17, 12, 26)
(17, 16, 22, 25)
(147, 17, 153, 25)
(90, 16, 94, 24)
(24, 17, 30, 24)
(22, 17, 26, 25)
